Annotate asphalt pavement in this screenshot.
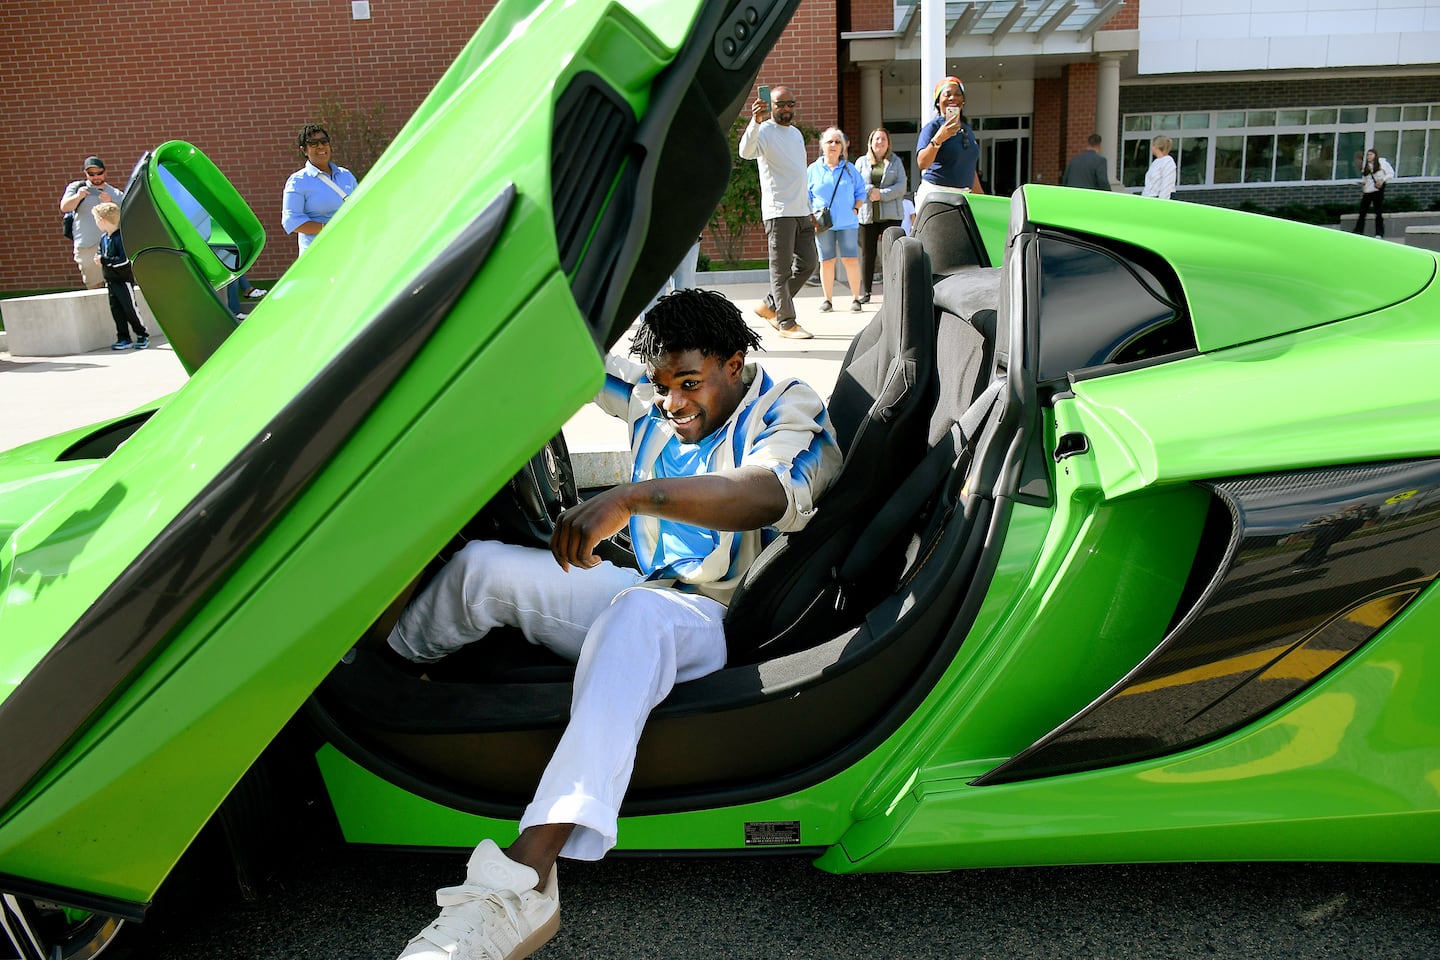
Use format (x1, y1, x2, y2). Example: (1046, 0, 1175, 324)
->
(116, 847, 1440, 959)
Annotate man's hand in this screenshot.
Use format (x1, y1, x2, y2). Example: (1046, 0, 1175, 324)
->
(750, 97, 770, 123)
(550, 486, 633, 572)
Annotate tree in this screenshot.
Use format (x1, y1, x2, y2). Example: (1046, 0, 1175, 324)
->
(310, 93, 393, 181)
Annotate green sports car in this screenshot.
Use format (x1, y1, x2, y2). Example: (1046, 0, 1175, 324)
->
(3, 0, 1439, 956)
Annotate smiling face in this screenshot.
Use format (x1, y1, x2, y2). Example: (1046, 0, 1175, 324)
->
(868, 129, 890, 158)
(935, 84, 964, 116)
(303, 130, 332, 168)
(821, 128, 845, 163)
(647, 349, 747, 443)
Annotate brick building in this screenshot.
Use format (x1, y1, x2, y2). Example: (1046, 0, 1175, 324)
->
(3, 1, 1438, 293)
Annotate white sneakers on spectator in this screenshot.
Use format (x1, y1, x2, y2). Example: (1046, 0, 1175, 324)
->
(397, 840, 560, 960)
(244, 287, 267, 298)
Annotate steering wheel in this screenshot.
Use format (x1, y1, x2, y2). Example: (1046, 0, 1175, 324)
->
(502, 432, 580, 543)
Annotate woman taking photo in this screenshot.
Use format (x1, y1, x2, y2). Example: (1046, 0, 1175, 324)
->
(916, 77, 983, 212)
(1352, 148, 1394, 238)
(853, 127, 907, 305)
(281, 124, 359, 255)
(807, 127, 867, 313)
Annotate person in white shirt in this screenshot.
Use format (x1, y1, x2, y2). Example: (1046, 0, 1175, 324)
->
(1141, 135, 1177, 200)
(738, 84, 816, 339)
(1352, 148, 1395, 238)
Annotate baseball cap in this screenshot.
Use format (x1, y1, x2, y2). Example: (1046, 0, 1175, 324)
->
(83, 156, 106, 171)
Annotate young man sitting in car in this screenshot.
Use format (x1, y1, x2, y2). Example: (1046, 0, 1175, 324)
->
(388, 287, 842, 960)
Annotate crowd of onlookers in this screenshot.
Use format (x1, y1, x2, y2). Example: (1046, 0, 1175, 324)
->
(56, 86, 1400, 352)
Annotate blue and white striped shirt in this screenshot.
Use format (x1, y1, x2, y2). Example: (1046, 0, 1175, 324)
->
(596, 353, 842, 605)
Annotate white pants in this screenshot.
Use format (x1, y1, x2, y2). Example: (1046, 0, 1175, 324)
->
(914, 180, 971, 215)
(388, 540, 729, 860)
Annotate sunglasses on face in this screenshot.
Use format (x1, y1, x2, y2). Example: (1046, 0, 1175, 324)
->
(305, 137, 331, 147)
(823, 139, 842, 145)
(773, 99, 797, 107)
(86, 170, 105, 177)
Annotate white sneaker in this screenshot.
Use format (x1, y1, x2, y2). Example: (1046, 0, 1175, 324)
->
(244, 287, 267, 298)
(398, 840, 560, 960)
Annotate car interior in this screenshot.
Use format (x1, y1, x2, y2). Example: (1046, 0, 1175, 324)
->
(309, 194, 1034, 820)
(93, 145, 1199, 826)
(90, 11, 1197, 826)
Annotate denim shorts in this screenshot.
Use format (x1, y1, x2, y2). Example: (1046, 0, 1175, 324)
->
(816, 226, 858, 261)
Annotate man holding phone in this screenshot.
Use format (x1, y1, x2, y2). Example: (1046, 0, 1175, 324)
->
(59, 156, 124, 289)
(738, 83, 816, 339)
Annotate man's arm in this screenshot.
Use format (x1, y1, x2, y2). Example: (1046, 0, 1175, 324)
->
(1092, 158, 1110, 191)
(737, 119, 762, 161)
(549, 467, 785, 571)
(60, 184, 84, 213)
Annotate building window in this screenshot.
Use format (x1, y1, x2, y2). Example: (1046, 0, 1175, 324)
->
(1121, 104, 1440, 188)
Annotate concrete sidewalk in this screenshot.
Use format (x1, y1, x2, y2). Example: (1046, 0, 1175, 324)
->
(0, 279, 878, 466)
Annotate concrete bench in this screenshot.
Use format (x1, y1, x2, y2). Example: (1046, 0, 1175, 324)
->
(1405, 225, 1440, 253)
(1, 288, 160, 357)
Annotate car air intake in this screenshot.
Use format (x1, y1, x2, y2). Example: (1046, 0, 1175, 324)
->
(551, 73, 637, 277)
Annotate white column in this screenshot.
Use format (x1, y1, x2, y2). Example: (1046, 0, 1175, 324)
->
(1096, 53, 1123, 188)
(859, 62, 884, 140)
(920, 0, 946, 122)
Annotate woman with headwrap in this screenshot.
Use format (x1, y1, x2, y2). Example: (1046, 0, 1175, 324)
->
(915, 77, 983, 212)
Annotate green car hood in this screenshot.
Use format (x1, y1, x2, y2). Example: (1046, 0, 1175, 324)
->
(1019, 183, 1438, 353)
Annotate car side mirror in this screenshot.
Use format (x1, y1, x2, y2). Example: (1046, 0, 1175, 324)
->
(121, 141, 266, 375)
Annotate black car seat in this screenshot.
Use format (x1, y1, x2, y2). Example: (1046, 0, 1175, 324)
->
(912, 195, 992, 275)
(722, 236, 939, 661)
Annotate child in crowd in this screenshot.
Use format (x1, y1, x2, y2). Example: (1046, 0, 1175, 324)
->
(91, 202, 149, 350)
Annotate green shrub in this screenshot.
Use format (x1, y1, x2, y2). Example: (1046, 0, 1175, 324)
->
(310, 93, 392, 180)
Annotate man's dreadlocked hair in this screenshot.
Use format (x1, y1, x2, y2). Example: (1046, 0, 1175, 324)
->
(629, 288, 762, 363)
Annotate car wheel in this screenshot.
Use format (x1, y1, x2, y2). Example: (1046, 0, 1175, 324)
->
(1, 895, 124, 960)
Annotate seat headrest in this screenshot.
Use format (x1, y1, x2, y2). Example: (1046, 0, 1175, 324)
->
(914, 199, 987, 275)
(826, 236, 935, 453)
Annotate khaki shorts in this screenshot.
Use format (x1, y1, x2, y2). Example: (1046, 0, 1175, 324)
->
(74, 244, 104, 288)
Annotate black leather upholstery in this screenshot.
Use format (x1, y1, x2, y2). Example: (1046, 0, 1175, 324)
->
(723, 236, 938, 661)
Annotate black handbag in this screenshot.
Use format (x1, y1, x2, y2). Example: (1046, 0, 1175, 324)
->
(814, 166, 848, 235)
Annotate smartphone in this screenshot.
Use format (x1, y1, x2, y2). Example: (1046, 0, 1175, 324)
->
(945, 105, 960, 122)
(758, 84, 771, 109)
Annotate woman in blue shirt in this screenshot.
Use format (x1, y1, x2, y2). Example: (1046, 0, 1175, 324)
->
(807, 127, 867, 313)
(281, 124, 358, 255)
(915, 77, 984, 213)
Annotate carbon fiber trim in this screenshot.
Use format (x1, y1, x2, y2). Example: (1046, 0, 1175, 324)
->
(0, 186, 515, 813)
(976, 458, 1440, 785)
(0, 872, 145, 923)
